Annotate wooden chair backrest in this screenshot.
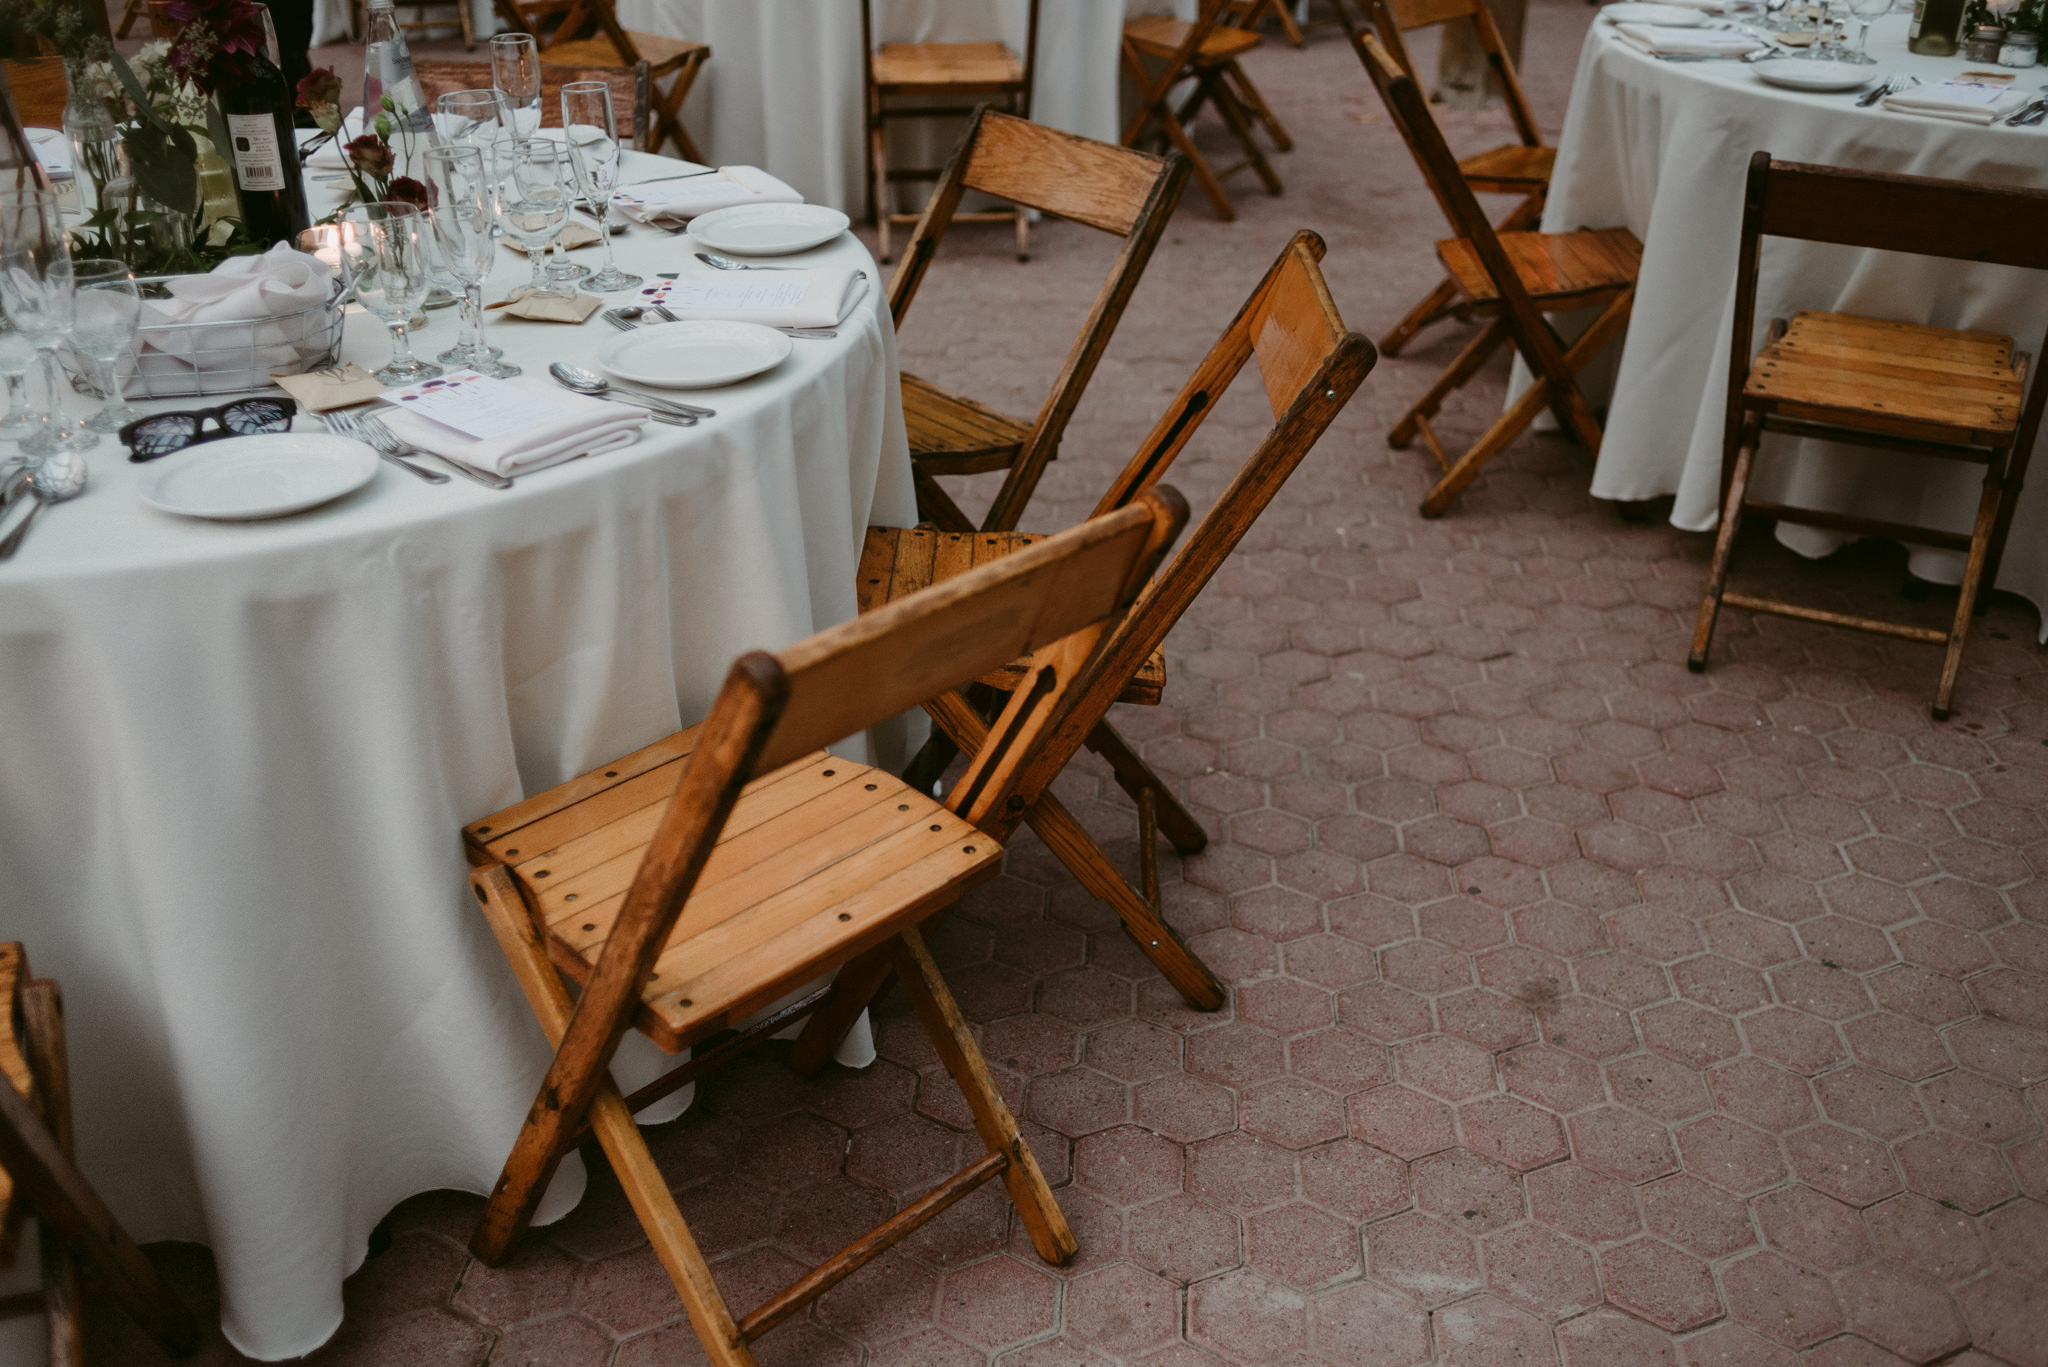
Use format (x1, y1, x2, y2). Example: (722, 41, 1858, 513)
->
(1128, 0, 1233, 88)
(1728, 152, 2048, 473)
(412, 58, 649, 149)
(890, 107, 1191, 531)
(1349, 29, 1571, 378)
(521, 493, 1187, 1169)
(0, 59, 67, 131)
(492, 0, 650, 68)
(1047, 231, 1375, 779)
(1348, 0, 1541, 149)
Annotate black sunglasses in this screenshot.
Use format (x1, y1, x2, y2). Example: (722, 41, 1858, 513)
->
(120, 398, 299, 462)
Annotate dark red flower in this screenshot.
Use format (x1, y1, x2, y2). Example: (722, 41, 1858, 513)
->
(387, 176, 432, 211)
(296, 66, 343, 111)
(345, 134, 394, 179)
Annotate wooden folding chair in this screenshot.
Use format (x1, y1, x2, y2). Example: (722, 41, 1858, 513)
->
(1690, 154, 2048, 720)
(492, 0, 708, 161)
(0, 945, 200, 1363)
(352, 0, 476, 49)
(806, 231, 1377, 1043)
(1350, 28, 1637, 517)
(862, 0, 1041, 264)
(889, 108, 1190, 534)
(1223, 0, 1307, 46)
(412, 59, 651, 151)
(1122, 0, 1291, 221)
(459, 495, 1188, 1365)
(1337, 0, 1553, 356)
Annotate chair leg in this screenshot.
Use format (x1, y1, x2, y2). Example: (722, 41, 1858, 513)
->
(1085, 721, 1207, 855)
(1687, 431, 1756, 673)
(1224, 61, 1292, 151)
(1024, 791, 1226, 1011)
(1932, 452, 2009, 719)
(886, 928, 1076, 1266)
(471, 867, 757, 1366)
(1380, 277, 1462, 358)
(1205, 72, 1283, 195)
(787, 944, 898, 1077)
(1389, 315, 1510, 449)
(1015, 205, 1030, 262)
(871, 117, 893, 263)
(1417, 355, 1554, 518)
(1152, 101, 1236, 220)
(20, 982, 84, 1367)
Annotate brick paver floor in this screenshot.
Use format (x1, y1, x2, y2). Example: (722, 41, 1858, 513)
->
(93, 2, 2048, 1362)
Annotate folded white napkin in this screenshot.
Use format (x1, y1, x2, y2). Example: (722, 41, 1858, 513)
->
(374, 385, 648, 477)
(131, 243, 336, 392)
(611, 166, 805, 226)
(636, 268, 869, 330)
(1883, 75, 2027, 124)
(1615, 22, 1763, 53)
(26, 128, 70, 179)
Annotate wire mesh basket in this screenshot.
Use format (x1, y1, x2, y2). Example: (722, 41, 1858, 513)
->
(71, 276, 348, 401)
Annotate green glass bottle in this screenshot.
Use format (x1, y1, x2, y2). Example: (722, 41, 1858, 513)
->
(1909, 0, 1967, 56)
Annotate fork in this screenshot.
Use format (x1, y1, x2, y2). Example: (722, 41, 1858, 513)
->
(360, 413, 513, 490)
(323, 410, 450, 484)
(1857, 71, 1915, 107)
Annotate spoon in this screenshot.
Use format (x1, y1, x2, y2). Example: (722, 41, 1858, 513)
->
(549, 362, 716, 420)
(0, 449, 87, 561)
(695, 252, 803, 272)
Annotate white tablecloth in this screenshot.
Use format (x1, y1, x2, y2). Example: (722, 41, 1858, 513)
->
(0, 148, 914, 1360)
(1544, 13, 2048, 635)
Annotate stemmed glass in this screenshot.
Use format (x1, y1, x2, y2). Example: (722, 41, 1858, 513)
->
(494, 137, 573, 297)
(561, 81, 640, 293)
(489, 34, 542, 141)
(423, 145, 518, 378)
(341, 201, 442, 384)
(1842, 0, 1888, 61)
(0, 318, 35, 442)
(436, 88, 507, 149)
(0, 189, 91, 458)
(70, 259, 143, 435)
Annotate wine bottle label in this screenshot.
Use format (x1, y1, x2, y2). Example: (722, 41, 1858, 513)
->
(226, 113, 285, 192)
(1909, 0, 1924, 37)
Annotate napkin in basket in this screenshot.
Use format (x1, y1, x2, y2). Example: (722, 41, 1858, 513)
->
(132, 242, 336, 390)
(610, 166, 804, 226)
(1614, 22, 1763, 54)
(634, 269, 869, 330)
(373, 374, 649, 478)
(1883, 73, 2026, 124)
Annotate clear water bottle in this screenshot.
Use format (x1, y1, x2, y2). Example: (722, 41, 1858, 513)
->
(362, 0, 443, 170)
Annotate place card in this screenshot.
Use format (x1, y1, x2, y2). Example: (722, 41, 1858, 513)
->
(490, 287, 603, 322)
(638, 276, 811, 313)
(271, 362, 385, 412)
(376, 369, 580, 441)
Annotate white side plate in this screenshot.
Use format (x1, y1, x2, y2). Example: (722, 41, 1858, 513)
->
(687, 203, 852, 256)
(1752, 58, 1875, 91)
(1601, 4, 1711, 24)
(596, 320, 795, 389)
(136, 433, 380, 521)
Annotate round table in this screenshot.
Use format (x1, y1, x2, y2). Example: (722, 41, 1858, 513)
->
(0, 146, 913, 1360)
(1543, 12, 2048, 635)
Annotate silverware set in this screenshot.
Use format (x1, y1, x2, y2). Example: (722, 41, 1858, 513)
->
(604, 304, 836, 341)
(2005, 84, 2048, 126)
(0, 449, 86, 560)
(1857, 71, 1919, 107)
(322, 410, 513, 490)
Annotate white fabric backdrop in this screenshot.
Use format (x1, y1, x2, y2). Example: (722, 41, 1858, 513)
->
(1541, 14, 2048, 637)
(0, 149, 914, 1361)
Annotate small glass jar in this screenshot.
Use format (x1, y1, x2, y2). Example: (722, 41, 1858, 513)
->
(1961, 24, 2005, 60)
(1998, 31, 2040, 66)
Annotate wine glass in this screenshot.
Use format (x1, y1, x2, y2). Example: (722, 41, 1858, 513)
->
(436, 89, 507, 150)
(341, 201, 441, 384)
(0, 318, 35, 442)
(1843, 0, 1888, 61)
(560, 81, 640, 293)
(489, 34, 542, 142)
(423, 145, 518, 378)
(494, 137, 572, 297)
(70, 259, 143, 435)
(0, 189, 91, 459)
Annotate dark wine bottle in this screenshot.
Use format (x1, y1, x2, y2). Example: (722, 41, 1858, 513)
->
(217, 50, 313, 247)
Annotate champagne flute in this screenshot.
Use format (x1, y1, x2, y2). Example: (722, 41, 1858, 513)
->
(489, 34, 542, 142)
(422, 145, 518, 378)
(1843, 0, 1888, 61)
(560, 81, 640, 293)
(0, 317, 35, 441)
(70, 259, 143, 435)
(342, 201, 441, 384)
(494, 136, 572, 297)
(0, 189, 91, 459)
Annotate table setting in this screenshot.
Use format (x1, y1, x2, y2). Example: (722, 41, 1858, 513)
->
(0, 33, 913, 1360)
(1533, 0, 2048, 640)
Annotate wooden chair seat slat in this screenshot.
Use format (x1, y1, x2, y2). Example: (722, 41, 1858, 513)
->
(1459, 143, 1555, 191)
(1743, 311, 2023, 442)
(1434, 227, 1642, 309)
(1124, 14, 1265, 60)
(902, 373, 1029, 467)
(872, 41, 1024, 89)
(541, 31, 705, 69)
(857, 528, 1167, 704)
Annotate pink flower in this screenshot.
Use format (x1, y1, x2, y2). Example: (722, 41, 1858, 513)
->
(296, 66, 342, 112)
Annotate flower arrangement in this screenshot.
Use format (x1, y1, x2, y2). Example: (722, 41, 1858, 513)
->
(1966, 0, 2045, 32)
(297, 68, 431, 217)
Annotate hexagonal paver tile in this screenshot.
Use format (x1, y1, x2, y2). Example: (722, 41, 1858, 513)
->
(1133, 1073, 1237, 1144)
(1300, 1138, 1411, 1222)
(1835, 1262, 1969, 1363)
(1458, 1094, 1569, 1171)
(1432, 1294, 1557, 1367)
(1412, 1147, 1526, 1232)
(1674, 1116, 1787, 1195)
(936, 1256, 1059, 1350)
(1483, 1223, 1601, 1320)
(1349, 1085, 1457, 1160)
(1366, 1212, 1482, 1307)
(1075, 1125, 1183, 1207)
(1784, 1124, 1902, 1208)
(1128, 1194, 1242, 1285)
(1753, 1185, 1871, 1271)
(1242, 1077, 1349, 1150)
(1309, 1280, 1431, 1366)
(1187, 1130, 1298, 1213)
(1244, 1201, 1362, 1290)
(1062, 1263, 1181, 1358)
(1719, 1250, 1844, 1347)
(1189, 1268, 1309, 1361)
(1396, 1034, 1500, 1101)
(1555, 1307, 1678, 1367)
(1527, 1162, 1642, 1245)
(1570, 1106, 1678, 1183)
(1599, 1237, 1722, 1332)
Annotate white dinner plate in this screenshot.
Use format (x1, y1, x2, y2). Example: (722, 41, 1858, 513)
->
(1600, 3, 1710, 24)
(136, 433, 379, 521)
(686, 203, 852, 256)
(1751, 58, 1875, 91)
(596, 320, 794, 389)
